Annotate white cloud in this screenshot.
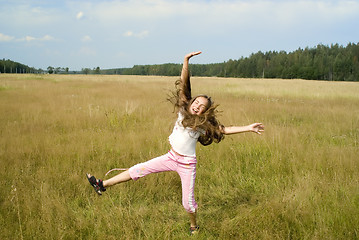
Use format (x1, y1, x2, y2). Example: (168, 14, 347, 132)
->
(76, 11, 84, 20)
(123, 30, 149, 38)
(25, 36, 36, 42)
(0, 33, 54, 42)
(123, 31, 133, 37)
(19, 35, 55, 42)
(81, 35, 92, 42)
(42, 35, 54, 41)
(0, 33, 15, 42)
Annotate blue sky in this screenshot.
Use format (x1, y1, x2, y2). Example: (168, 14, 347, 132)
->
(1, 0, 358, 71)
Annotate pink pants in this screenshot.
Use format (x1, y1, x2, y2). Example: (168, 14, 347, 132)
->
(128, 150, 198, 213)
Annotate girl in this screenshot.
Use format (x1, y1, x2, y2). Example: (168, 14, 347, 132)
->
(87, 51, 264, 234)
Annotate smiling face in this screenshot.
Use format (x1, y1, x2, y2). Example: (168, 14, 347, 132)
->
(189, 96, 210, 115)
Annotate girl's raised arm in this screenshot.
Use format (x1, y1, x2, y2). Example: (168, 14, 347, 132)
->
(179, 51, 202, 103)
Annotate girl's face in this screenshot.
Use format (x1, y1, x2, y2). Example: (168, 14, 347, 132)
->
(189, 96, 209, 115)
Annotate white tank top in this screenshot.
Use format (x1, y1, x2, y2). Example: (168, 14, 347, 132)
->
(168, 112, 205, 157)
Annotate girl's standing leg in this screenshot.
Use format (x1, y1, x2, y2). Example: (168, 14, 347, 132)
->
(176, 159, 198, 228)
(188, 211, 197, 228)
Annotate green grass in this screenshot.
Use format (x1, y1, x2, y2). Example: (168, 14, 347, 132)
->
(0, 74, 358, 239)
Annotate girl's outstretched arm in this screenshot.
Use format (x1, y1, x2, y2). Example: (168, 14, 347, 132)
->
(179, 51, 202, 103)
(222, 123, 264, 135)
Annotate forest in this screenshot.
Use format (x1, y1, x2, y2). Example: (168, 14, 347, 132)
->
(0, 59, 36, 74)
(110, 43, 359, 81)
(1, 42, 358, 81)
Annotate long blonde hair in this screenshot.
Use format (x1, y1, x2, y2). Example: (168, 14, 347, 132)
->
(168, 80, 224, 146)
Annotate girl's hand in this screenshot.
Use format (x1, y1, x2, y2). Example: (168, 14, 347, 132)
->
(249, 123, 264, 135)
(185, 51, 202, 60)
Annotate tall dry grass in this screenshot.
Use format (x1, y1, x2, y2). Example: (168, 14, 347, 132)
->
(0, 74, 358, 239)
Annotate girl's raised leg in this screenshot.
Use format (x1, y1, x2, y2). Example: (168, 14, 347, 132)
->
(86, 170, 131, 195)
(103, 170, 131, 187)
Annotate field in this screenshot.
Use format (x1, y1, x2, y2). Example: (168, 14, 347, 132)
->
(0, 74, 358, 239)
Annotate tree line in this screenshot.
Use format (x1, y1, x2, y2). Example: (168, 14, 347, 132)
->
(1, 42, 358, 81)
(0, 59, 38, 74)
(0, 60, 100, 75)
(108, 42, 359, 81)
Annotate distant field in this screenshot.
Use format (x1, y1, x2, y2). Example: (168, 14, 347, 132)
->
(0, 74, 358, 239)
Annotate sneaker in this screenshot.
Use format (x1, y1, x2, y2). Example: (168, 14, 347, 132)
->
(86, 173, 106, 195)
(190, 225, 199, 235)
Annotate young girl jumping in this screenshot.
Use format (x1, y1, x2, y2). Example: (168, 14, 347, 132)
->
(87, 51, 264, 234)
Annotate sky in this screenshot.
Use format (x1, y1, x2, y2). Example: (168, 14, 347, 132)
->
(1, 0, 359, 71)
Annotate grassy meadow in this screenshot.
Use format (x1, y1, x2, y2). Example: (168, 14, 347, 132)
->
(0, 74, 358, 239)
